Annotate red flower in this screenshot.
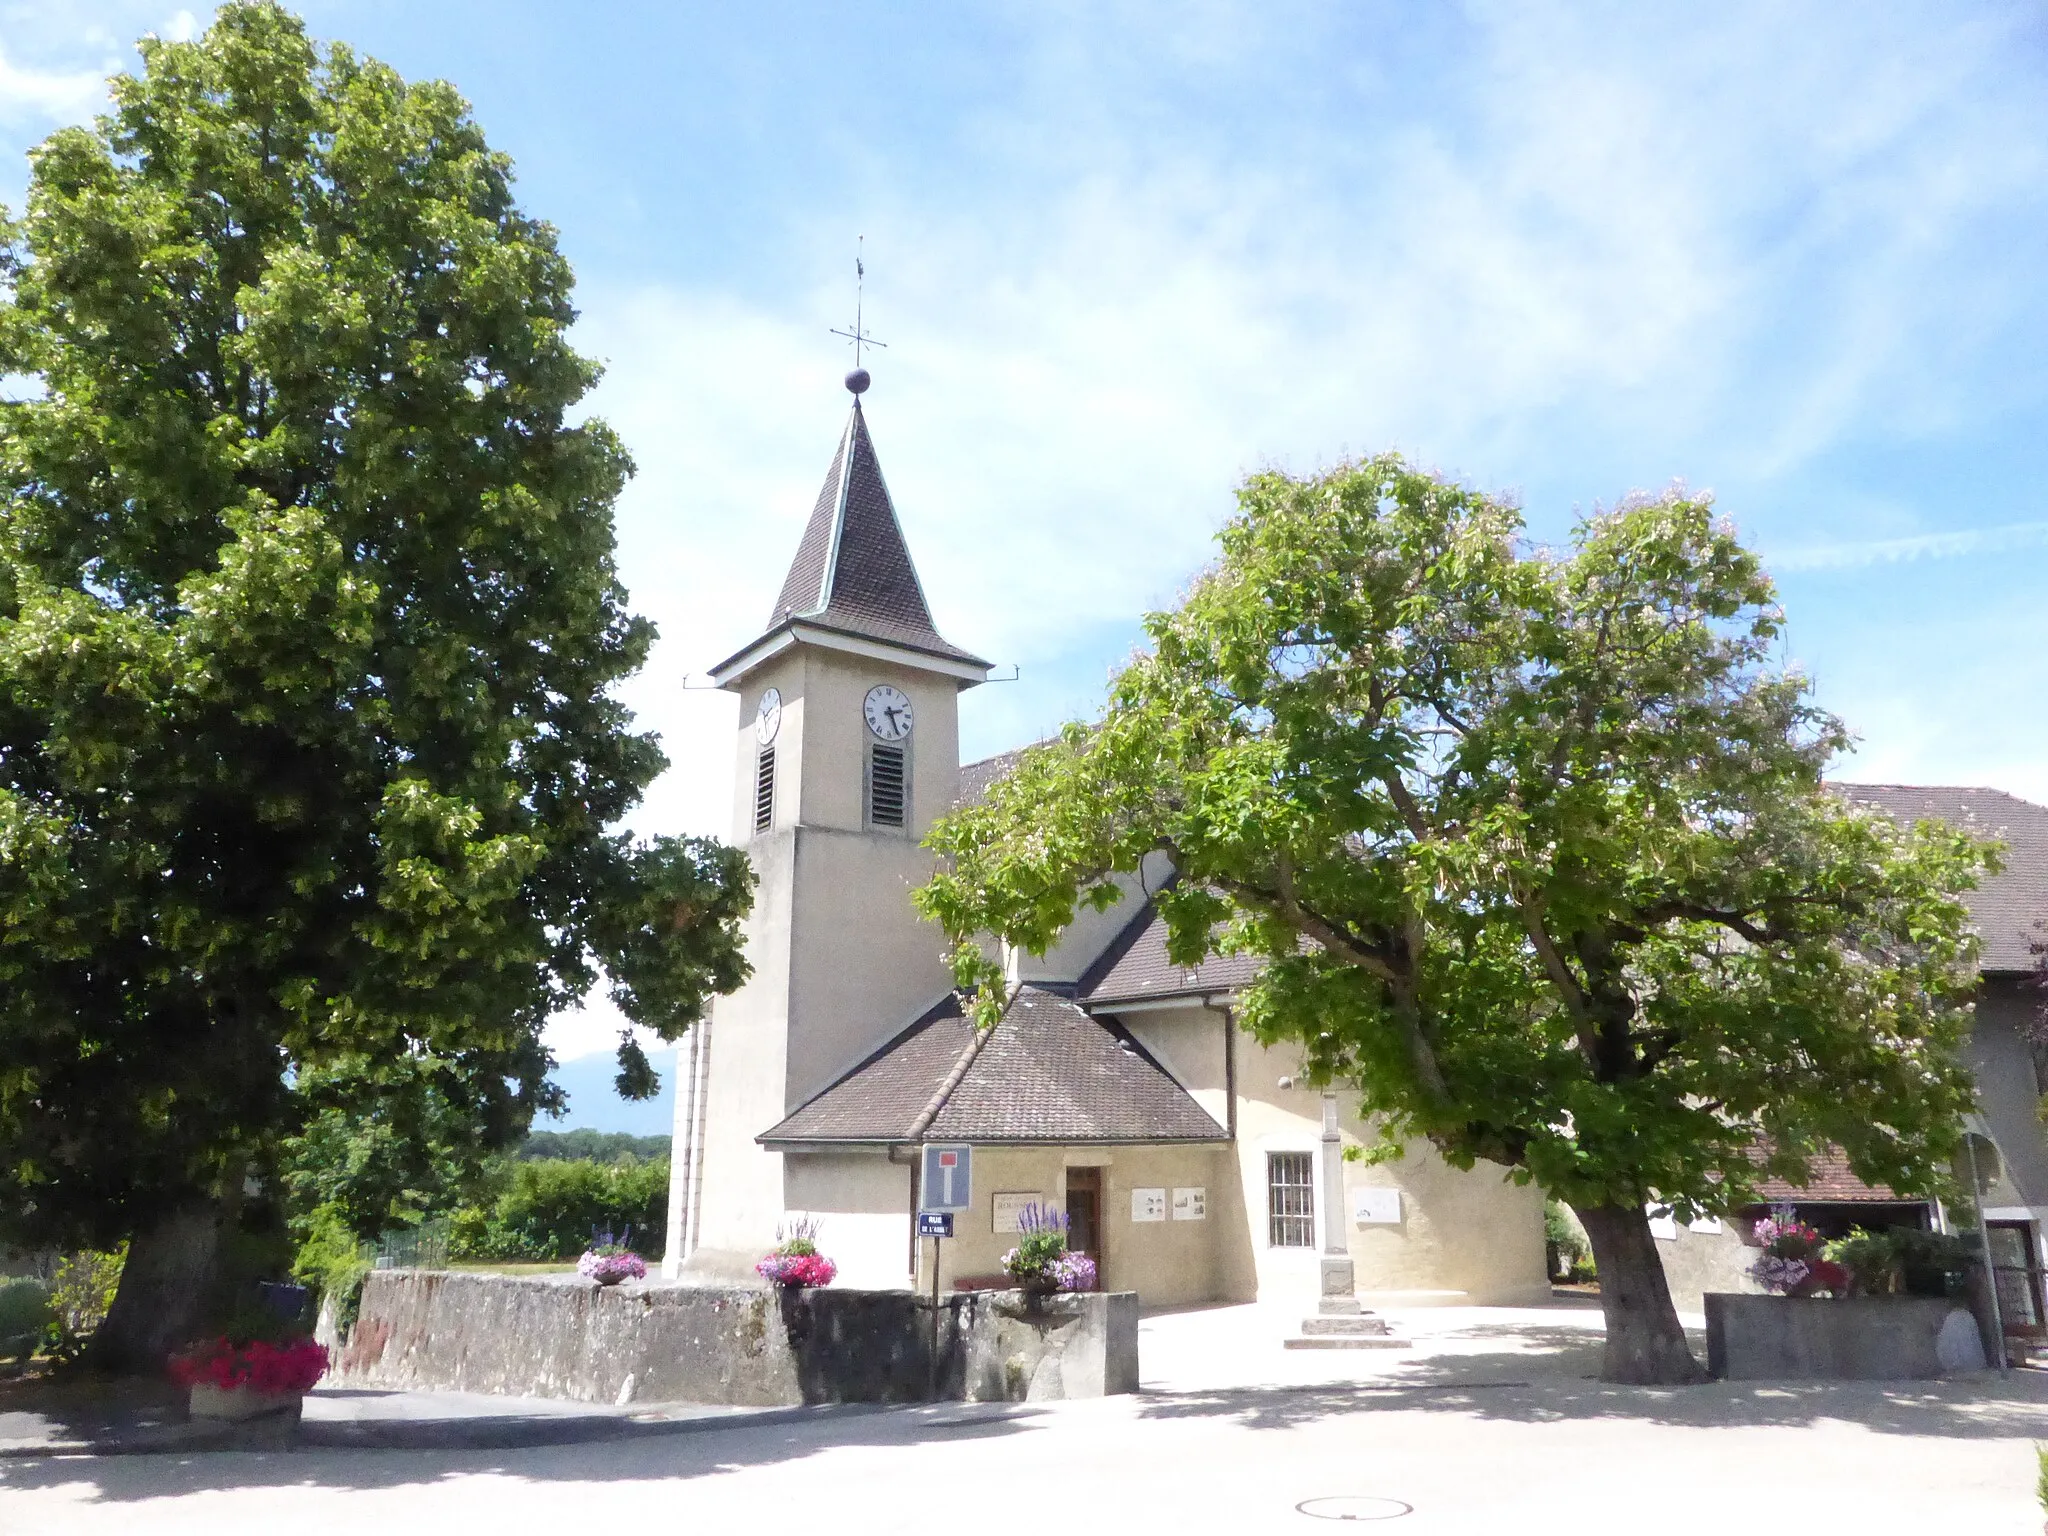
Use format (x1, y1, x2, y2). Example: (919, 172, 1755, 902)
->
(169, 1336, 330, 1395)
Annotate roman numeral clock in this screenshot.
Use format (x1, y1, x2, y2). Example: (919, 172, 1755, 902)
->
(864, 685, 912, 828)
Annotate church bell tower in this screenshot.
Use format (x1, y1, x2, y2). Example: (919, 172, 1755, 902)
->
(663, 367, 990, 1278)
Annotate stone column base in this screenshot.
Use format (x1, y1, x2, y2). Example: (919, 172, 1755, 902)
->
(1318, 1256, 1360, 1315)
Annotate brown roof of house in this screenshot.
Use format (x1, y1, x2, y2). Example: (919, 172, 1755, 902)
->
(1079, 900, 1264, 1006)
(760, 401, 987, 670)
(1750, 1147, 1907, 1205)
(759, 984, 1227, 1146)
(1835, 784, 2048, 975)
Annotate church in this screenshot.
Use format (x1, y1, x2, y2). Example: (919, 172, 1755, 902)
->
(660, 371, 1546, 1310)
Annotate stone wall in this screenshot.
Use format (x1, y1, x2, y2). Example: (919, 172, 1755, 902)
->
(1704, 1294, 1987, 1380)
(325, 1271, 1136, 1407)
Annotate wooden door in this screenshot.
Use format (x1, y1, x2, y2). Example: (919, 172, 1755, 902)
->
(1065, 1167, 1102, 1290)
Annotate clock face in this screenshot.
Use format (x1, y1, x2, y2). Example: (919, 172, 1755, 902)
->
(863, 684, 914, 742)
(754, 687, 782, 745)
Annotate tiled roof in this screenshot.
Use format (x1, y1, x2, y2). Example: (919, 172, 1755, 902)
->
(1751, 1147, 1907, 1205)
(1835, 784, 2048, 975)
(759, 984, 1227, 1146)
(1080, 900, 1264, 1006)
(955, 744, 1037, 809)
(765, 402, 987, 670)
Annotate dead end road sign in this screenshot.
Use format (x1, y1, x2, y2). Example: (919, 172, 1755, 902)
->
(921, 1144, 972, 1213)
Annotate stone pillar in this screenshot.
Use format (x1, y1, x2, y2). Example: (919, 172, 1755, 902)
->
(1318, 1091, 1358, 1314)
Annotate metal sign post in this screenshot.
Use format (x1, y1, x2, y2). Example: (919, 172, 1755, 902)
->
(917, 1146, 972, 1398)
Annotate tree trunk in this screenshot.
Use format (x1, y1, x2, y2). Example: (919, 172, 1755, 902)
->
(1573, 1202, 1710, 1385)
(89, 1202, 224, 1374)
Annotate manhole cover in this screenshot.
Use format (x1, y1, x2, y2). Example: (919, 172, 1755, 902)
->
(1296, 1496, 1413, 1521)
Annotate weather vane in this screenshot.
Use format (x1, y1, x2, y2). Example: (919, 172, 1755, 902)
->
(830, 235, 886, 394)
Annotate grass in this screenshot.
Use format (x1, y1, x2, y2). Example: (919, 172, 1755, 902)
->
(444, 1261, 577, 1276)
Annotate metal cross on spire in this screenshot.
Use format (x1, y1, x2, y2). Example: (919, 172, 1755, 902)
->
(830, 236, 887, 392)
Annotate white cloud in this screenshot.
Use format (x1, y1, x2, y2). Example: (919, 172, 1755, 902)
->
(0, 46, 108, 128)
(571, 2, 2048, 857)
(1771, 520, 2048, 573)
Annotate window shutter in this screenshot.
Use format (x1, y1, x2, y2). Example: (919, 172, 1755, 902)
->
(868, 742, 907, 828)
(753, 746, 776, 833)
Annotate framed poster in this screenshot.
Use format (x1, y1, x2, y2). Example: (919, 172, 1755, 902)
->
(1171, 1187, 1206, 1221)
(992, 1192, 1043, 1234)
(1130, 1187, 1167, 1222)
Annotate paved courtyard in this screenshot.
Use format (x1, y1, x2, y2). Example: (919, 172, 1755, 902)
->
(4, 1299, 2045, 1534)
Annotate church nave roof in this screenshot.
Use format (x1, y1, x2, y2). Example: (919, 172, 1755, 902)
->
(758, 983, 1227, 1147)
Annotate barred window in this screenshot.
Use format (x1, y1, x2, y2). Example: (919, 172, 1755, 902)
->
(868, 742, 907, 829)
(753, 747, 776, 834)
(1268, 1151, 1314, 1248)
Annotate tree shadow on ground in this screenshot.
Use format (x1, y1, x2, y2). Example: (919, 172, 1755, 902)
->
(1137, 1349, 2048, 1440)
(0, 1399, 1056, 1503)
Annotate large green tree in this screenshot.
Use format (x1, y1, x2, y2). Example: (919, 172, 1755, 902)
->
(0, 3, 750, 1367)
(920, 455, 1989, 1383)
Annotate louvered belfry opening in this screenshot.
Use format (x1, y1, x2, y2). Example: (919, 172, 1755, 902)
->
(868, 742, 907, 828)
(753, 747, 776, 834)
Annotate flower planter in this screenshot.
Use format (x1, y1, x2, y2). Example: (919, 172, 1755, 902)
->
(188, 1382, 306, 1422)
(1704, 1293, 1987, 1380)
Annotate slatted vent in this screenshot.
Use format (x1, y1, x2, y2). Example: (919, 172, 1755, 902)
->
(753, 747, 776, 834)
(868, 743, 907, 828)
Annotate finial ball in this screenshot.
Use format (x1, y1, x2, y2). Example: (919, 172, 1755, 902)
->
(845, 367, 871, 395)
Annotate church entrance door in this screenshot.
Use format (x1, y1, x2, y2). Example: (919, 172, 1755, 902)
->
(1065, 1167, 1103, 1290)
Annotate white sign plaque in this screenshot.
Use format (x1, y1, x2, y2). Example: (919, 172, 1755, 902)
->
(1352, 1188, 1402, 1225)
(1171, 1187, 1207, 1221)
(992, 1192, 1043, 1235)
(1130, 1187, 1167, 1223)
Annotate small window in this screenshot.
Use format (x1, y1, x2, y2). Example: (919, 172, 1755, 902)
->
(1268, 1151, 1314, 1248)
(868, 742, 906, 828)
(753, 746, 775, 834)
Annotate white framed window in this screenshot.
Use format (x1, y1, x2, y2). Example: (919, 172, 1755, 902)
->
(1267, 1151, 1314, 1248)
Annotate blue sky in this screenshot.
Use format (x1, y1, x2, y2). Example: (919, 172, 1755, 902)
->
(5, 3, 2047, 1120)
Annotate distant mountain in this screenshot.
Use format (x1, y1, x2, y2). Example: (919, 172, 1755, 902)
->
(539, 1047, 676, 1137)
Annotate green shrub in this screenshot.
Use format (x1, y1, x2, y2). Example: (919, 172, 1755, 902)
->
(291, 1204, 374, 1329)
(1823, 1228, 1901, 1295)
(45, 1249, 123, 1356)
(0, 1278, 53, 1359)
(1545, 1200, 1590, 1282)
(449, 1158, 669, 1261)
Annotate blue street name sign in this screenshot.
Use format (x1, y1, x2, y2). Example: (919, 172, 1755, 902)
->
(917, 1211, 954, 1239)
(920, 1143, 973, 1213)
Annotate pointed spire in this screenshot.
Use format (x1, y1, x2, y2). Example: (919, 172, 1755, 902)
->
(720, 394, 986, 679)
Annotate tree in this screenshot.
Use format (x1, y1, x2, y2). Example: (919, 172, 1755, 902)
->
(919, 454, 1989, 1383)
(0, 3, 751, 1368)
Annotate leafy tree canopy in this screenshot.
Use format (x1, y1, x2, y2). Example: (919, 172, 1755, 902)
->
(920, 454, 1991, 1382)
(0, 2, 749, 1352)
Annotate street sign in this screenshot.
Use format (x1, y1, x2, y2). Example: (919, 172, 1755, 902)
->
(920, 1143, 973, 1213)
(917, 1211, 953, 1239)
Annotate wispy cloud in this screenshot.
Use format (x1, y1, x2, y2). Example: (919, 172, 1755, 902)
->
(0, 47, 108, 130)
(1771, 520, 2048, 573)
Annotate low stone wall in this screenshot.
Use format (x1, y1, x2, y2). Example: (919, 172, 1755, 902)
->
(325, 1271, 1137, 1407)
(1704, 1293, 1987, 1380)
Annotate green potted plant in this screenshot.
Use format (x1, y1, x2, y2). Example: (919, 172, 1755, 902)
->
(1001, 1205, 1097, 1295)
